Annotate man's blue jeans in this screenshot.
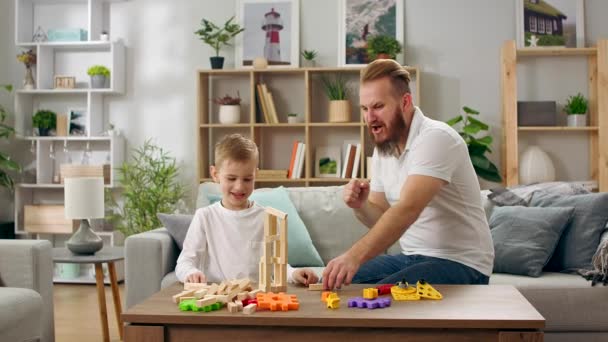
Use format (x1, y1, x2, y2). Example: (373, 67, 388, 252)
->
(351, 253, 489, 285)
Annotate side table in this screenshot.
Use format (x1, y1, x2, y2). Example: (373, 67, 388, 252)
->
(53, 247, 124, 342)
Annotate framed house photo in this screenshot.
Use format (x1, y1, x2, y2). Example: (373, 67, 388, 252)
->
(315, 146, 341, 178)
(516, 0, 585, 48)
(337, 0, 404, 66)
(236, 0, 300, 68)
(67, 108, 87, 136)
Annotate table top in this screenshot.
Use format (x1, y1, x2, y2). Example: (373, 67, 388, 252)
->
(52, 246, 124, 263)
(123, 283, 545, 330)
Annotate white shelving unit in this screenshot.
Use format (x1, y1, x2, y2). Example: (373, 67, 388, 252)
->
(13, 0, 127, 283)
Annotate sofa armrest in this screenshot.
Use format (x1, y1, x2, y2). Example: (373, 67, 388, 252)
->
(125, 227, 179, 308)
(0, 239, 54, 342)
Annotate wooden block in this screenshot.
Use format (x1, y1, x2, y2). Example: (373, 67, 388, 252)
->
(237, 278, 252, 291)
(172, 290, 195, 304)
(226, 289, 240, 302)
(184, 282, 208, 291)
(179, 296, 196, 303)
(207, 283, 218, 295)
(56, 114, 68, 136)
(24, 205, 77, 234)
(237, 292, 249, 301)
(236, 301, 244, 311)
(243, 303, 257, 315)
(271, 285, 287, 293)
(196, 297, 217, 308)
(248, 289, 262, 298)
(265, 207, 287, 220)
(193, 289, 208, 299)
(308, 283, 324, 291)
(217, 281, 228, 294)
(227, 302, 239, 313)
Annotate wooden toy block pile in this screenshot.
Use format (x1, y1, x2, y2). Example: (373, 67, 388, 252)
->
(259, 207, 288, 293)
(173, 278, 261, 314)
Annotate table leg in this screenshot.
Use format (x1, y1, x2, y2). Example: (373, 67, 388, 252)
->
(108, 261, 123, 340)
(95, 263, 110, 342)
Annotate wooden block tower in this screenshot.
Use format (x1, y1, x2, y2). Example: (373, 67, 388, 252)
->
(259, 207, 288, 292)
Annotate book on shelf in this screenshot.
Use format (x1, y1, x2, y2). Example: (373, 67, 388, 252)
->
(291, 142, 306, 179)
(296, 142, 306, 179)
(256, 83, 271, 123)
(261, 84, 279, 124)
(351, 143, 361, 178)
(287, 140, 299, 178)
(341, 144, 352, 178)
(341, 144, 357, 179)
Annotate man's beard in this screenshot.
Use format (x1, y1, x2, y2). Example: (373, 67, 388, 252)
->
(370, 108, 408, 157)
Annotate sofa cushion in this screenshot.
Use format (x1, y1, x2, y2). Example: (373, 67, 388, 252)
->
(490, 206, 574, 277)
(529, 192, 608, 271)
(0, 287, 42, 342)
(157, 213, 192, 250)
(196, 183, 324, 267)
(488, 182, 590, 206)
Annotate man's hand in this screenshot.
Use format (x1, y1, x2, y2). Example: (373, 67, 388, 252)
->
(322, 251, 361, 290)
(292, 268, 319, 286)
(186, 271, 206, 283)
(344, 179, 370, 209)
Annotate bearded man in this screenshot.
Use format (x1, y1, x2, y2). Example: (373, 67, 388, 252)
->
(322, 59, 495, 290)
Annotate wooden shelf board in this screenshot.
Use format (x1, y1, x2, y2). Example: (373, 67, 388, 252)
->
(309, 122, 363, 127)
(200, 123, 252, 128)
(252, 123, 307, 127)
(517, 47, 596, 57)
(17, 183, 116, 189)
(16, 88, 121, 95)
(198, 66, 418, 75)
(518, 126, 599, 131)
(17, 135, 114, 141)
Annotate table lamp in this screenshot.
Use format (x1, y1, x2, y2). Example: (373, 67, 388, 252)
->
(64, 177, 104, 255)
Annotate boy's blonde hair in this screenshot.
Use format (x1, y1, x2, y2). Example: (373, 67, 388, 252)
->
(360, 59, 411, 98)
(214, 133, 259, 168)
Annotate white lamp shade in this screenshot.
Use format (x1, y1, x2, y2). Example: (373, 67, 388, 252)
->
(64, 177, 105, 219)
(519, 146, 556, 185)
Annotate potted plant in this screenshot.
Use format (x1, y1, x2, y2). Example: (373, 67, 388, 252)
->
(321, 76, 350, 122)
(366, 35, 402, 60)
(564, 93, 588, 127)
(301, 50, 318, 67)
(287, 113, 300, 124)
(32, 109, 56, 136)
(87, 65, 110, 89)
(0, 84, 21, 238)
(445, 106, 502, 183)
(17, 49, 37, 90)
(105, 140, 185, 236)
(194, 16, 244, 70)
(213, 92, 242, 124)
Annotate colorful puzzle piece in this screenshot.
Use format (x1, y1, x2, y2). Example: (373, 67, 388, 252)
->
(347, 297, 391, 309)
(363, 288, 378, 299)
(178, 299, 222, 312)
(326, 293, 340, 309)
(321, 291, 337, 303)
(391, 286, 421, 301)
(242, 298, 258, 306)
(416, 279, 442, 300)
(256, 292, 299, 311)
(376, 284, 393, 296)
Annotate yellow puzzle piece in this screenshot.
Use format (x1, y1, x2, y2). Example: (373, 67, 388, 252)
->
(390, 283, 420, 301)
(416, 279, 442, 300)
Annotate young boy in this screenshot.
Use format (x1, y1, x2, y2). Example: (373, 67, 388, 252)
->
(176, 133, 318, 286)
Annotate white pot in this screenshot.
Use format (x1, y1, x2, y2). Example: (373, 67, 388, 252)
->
(567, 114, 587, 127)
(519, 145, 556, 184)
(218, 105, 241, 124)
(287, 116, 299, 124)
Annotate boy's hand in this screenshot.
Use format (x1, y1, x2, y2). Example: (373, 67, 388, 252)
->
(293, 268, 319, 286)
(186, 271, 206, 283)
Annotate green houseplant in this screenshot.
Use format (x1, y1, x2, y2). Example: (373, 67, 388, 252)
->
(105, 140, 185, 237)
(301, 50, 318, 67)
(321, 76, 350, 122)
(32, 109, 56, 136)
(366, 35, 402, 60)
(194, 16, 244, 69)
(87, 65, 110, 89)
(564, 93, 588, 127)
(446, 106, 502, 183)
(0, 85, 21, 192)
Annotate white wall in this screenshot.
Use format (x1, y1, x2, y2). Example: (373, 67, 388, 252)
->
(2, 0, 608, 212)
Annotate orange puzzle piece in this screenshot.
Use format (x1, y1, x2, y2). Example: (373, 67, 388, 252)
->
(256, 292, 300, 311)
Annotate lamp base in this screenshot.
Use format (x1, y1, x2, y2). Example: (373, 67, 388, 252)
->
(66, 219, 103, 255)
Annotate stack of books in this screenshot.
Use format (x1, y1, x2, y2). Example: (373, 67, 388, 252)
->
(256, 83, 280, 123)
(341, 143, 361, 178)
(287, 141, 306, 179)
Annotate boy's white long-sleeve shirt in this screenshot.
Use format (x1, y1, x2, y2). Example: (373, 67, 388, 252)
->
(175, 201, 295, 283)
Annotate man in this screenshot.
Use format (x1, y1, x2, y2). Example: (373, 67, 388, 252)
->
(322, 59, 494, 290)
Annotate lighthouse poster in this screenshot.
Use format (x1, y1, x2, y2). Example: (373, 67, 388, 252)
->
(338, 0, 403, 66)
(236, 0, 300, 68)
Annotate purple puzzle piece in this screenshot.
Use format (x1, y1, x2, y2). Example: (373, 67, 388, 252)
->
(347, 297, 391, 309)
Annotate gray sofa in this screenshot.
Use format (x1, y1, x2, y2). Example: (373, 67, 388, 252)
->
(0, 239, 55, 342)
(125, 185, 608, 342)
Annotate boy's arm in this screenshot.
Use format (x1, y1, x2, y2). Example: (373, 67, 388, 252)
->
(175, 211, 207, 282)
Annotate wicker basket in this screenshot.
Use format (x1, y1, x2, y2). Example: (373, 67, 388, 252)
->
(60, 164, 111, 184)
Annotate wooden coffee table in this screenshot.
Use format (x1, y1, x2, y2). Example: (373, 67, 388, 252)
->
(123, 283, 544, 342)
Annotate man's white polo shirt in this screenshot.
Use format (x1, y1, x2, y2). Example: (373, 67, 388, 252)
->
(370, 107, 494, 276)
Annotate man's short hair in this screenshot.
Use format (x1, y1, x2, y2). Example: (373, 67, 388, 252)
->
(214, 133, 259, 168)
(360, 59, 411, 97)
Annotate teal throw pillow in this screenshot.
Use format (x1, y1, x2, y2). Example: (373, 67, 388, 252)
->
(206, 186, 324, 267)
(489, 206, 574, 277)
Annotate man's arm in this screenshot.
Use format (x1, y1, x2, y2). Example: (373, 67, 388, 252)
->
(354, 191, 390, 228)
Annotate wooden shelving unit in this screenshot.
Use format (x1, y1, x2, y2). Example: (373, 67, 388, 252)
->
(500, 40, 608, 191)
(196, 66, 420, 187)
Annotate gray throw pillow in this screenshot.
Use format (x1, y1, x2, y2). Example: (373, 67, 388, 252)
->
(529, 192, 608, 271)
(490, 206, 574, 277)
(157, 213, 193, 250)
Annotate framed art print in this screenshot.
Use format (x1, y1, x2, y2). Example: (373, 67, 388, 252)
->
(236, 0, 300, 68)
(516, 0, 585, 48)
(67, 108, 87, 136)
(337, 0, 404, 66)
(315, 146, 341, 178)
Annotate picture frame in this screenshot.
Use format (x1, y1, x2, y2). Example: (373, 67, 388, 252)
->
(315, 146, 341, 178)
(236, 0, 300, 68)
(337, 0, 404, 67)
(67, 108, 87, 136)
(516, 0, 585, 48)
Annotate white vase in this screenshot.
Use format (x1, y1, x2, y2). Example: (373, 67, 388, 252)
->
(519, 146, 556, 184)
(218, 105, 241, 124)
(287, 116, 299, 124)
(567, 114, 587, 127)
